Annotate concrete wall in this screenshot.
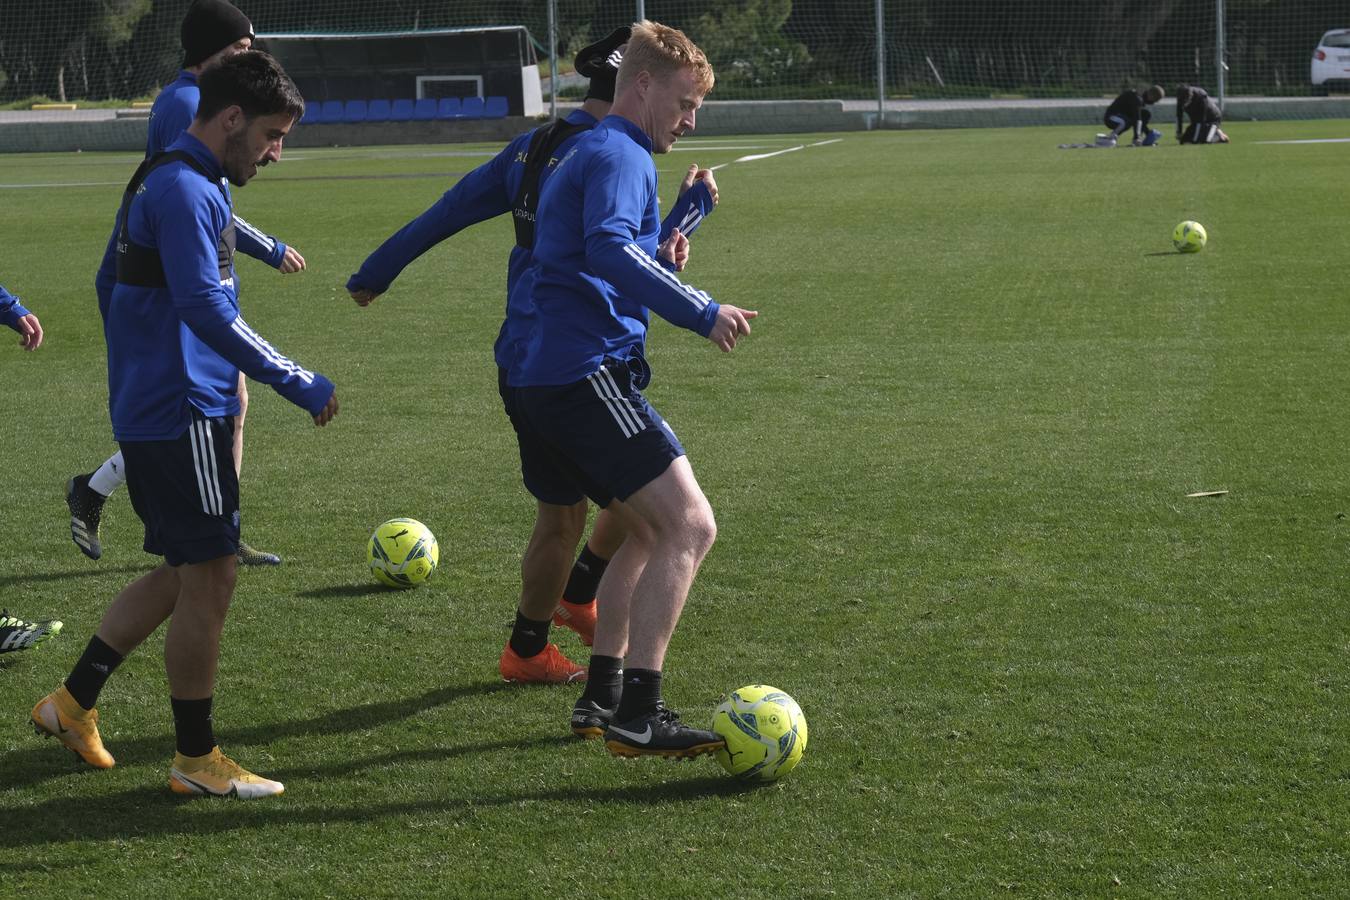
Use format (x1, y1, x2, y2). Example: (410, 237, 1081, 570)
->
(3, 97, 1348, 153)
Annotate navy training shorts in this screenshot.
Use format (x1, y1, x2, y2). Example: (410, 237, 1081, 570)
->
(513, 356, 685, 509)
(120, 412, 240, 566)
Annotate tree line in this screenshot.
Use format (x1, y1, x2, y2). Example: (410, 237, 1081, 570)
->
(1, 1, 1342, 104)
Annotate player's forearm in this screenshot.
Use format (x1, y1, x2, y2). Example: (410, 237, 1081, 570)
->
(588, 240, 720, 336)
(179, 305, 333, 413)
(348, 187, 504, 293)
(659, 180, 714, 243)
(234, 214, 287, 268)
(0, 285, 29, 331)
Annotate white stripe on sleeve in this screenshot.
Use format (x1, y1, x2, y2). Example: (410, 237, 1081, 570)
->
(622, 243, 711, 312)
(230, 318, 316, 384)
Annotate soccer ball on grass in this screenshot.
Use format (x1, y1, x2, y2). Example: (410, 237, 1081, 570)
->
(1173, 220, 1207, 253)
(367, 518, 439, 588)
(711, 684, 808, 781)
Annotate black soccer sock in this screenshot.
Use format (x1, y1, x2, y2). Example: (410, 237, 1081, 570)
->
(171, 696, 216, 758)
(581, 654, 624, 708)
(508, 610, 551, 658)
(562, 544, 609, 605)
(64, 636, 125, 710)
(615, 668, 663, 721)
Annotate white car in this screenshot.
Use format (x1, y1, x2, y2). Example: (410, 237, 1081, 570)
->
(1312, 29, 1350, 94)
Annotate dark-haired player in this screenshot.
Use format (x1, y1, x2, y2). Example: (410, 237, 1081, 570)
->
(32, 51, 337, 799)
(67, 0, 303, 567)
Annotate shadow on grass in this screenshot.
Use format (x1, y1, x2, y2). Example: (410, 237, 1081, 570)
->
(0, 565, 145, 587)
(293, 582, 393, 599)
(0, 747, 744, 848)
(1143, 251, 1189, 257)
(7, 680, 514, 785)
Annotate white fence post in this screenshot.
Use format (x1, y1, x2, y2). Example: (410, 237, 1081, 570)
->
(876, 0, 886, 126)
(1216, 0, 1226, 109)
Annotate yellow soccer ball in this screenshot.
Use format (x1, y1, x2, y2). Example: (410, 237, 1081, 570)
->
(367, 518, 438, 589)
(711, 684, 808, 781)
(1173, 220, 1207, 253)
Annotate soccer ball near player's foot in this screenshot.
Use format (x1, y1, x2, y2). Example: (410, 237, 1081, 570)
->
(711, 684, 808, 781)
(367, 518, 438, 588)
(1173, 220, 1207, 253)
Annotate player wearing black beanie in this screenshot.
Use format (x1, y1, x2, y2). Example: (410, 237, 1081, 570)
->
(182, 0, 254, 68)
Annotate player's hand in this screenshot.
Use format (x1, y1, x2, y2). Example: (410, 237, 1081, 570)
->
(695, 167, 719, 207)
(658, 227, 690, 272)
(15, 313, 43, 351)
(313, 391, 339, 427)
(678, 164, 719, 207)
(706, 305, 757, 352)
(278, 246, 306, 274)
(349, 286, 382, 306)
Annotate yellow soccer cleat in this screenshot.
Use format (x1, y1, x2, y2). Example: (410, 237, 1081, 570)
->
(170, 747, 285, 799)
(31, 686, 115, 769)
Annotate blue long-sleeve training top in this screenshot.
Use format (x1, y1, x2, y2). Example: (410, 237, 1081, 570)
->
(514, 115, 721, 387)
(346, 108, 714, 374)
(0, 283, 31, 332)
(105, 132, 331, 442)
(145, 69, 287, 268)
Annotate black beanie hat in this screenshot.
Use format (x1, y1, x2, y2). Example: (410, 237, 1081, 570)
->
(182, 0, 254, 68)
(575, 26, 631, 103)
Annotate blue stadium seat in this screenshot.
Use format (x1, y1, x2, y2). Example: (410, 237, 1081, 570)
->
(460, 96, 486, 119)
(342, 100, 368, 123)
(390, 99, 415, 122)
(413, 98, 437, 121)
(484, 96, 508, 118)
(366, 99, 391, 123)
(320, 100, 343, 123)
(436, 97, 462, 120)
(300, 101, 320, 124)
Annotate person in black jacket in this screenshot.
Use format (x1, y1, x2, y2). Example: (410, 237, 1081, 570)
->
(1176, 84, 1230, 144)
(1103, 84, 1164, 146)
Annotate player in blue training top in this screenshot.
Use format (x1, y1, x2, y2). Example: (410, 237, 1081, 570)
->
(0, 285, 63, 655)
(31, 52, 337, 799)
(0, 282, 43, 351)
(346, 27, 721, 687)
(66, 0, 305, 567)
(513, 21, 757, 758)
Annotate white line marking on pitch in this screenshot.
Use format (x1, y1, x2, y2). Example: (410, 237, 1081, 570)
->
(1253, 137, 1350, 144)
(0, 180, 123, 189)
(706, 138, 844, 171)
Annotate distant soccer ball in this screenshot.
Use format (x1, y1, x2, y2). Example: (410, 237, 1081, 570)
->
(1173, 220, 1207, 253)
(367, 518, 439, 588)
(711, 684, 808, 781)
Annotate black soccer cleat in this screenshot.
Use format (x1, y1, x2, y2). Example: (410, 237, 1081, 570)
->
(0, 610, 63, 654)
(66, 474, 107, 560)
(603, 706, 725, 760)
(570, 698, 616, 739)
(237, 541, 282, 567)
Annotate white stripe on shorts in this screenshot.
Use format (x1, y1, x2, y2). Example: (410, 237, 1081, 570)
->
(586, 367, 644, 438)
(188, 419, 223, 515)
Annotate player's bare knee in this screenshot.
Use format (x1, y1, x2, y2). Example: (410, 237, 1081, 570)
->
(681, 503, 717, 557)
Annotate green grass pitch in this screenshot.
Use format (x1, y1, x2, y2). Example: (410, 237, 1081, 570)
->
(1, 120, 1347, 897)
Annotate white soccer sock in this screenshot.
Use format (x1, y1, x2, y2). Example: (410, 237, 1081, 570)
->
(88, 451, 127, 497)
